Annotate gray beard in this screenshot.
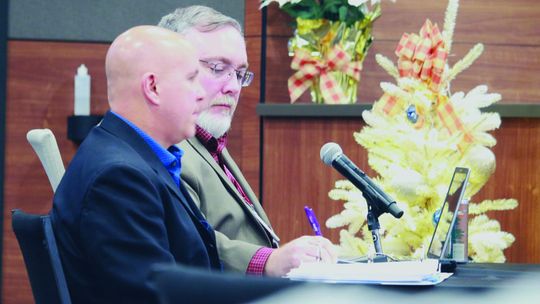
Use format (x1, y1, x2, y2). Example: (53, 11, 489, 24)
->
(196, 111, 232, 138)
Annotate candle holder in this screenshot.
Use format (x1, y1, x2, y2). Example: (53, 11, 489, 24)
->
(67, 115, 103, 144)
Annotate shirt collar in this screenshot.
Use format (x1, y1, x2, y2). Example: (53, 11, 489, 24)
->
(195, 125, 227, 155)
(111, 111, 183, 174)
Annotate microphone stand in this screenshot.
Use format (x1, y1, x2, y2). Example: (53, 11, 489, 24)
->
(362, 190, 388, 262)
(324, 151, 403, 262)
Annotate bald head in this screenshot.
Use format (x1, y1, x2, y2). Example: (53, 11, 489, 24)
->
(104, 25, 205, 147)
(106, 26, 192, 107)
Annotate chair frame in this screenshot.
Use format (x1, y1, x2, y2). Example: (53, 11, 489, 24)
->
(12, 209, 71, 304)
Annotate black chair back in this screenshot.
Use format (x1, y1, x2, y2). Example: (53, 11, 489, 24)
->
(11, 209, 71, 304)
(148, 264, 303, 304)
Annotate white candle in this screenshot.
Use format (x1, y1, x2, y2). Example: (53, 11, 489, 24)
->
(74, 64, 91, 116)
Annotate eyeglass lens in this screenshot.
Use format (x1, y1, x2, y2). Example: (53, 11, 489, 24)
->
(200, 60, 254, 87)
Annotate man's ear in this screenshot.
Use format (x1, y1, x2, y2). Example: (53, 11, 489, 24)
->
(141, 72, 160, 105)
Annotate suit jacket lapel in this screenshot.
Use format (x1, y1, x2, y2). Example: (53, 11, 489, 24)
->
(140, 148, 206, 225)
(147, 151, 215, 239)
(221, 149, 272, 226)
(186, 138, 279, 244)
(187, 138, 245, 204)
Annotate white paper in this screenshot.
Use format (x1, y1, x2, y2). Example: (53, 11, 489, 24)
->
(286, 259, 452, 285)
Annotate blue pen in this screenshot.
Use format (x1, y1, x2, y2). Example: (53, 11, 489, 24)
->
(304, 206, 322, 236)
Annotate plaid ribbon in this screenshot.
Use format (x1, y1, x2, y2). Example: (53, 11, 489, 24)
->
(376, 93, 403, 116)
(436, 95, 474, 150)
(395, 19, 448, 92)
(288, 46, 362, 104)
(377, 93, 474, 151)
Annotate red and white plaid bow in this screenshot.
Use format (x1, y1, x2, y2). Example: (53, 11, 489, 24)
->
(395, 19, 448, 92)
(288, 46, 362, 104)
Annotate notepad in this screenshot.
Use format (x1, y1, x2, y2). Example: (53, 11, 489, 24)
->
(286, 259, 452, 285)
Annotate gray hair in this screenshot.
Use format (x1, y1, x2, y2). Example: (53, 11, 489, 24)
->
(158, 5, 243, 35)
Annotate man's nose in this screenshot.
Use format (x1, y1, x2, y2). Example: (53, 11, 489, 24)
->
(221, 72, 241, 96)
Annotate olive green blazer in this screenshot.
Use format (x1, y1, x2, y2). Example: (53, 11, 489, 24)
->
(178, 138, 278, 272)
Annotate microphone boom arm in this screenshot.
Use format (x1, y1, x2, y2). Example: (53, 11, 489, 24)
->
(333, 154, 403, 218)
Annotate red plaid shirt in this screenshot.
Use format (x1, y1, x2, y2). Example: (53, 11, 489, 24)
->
(195, 126, 273, 275)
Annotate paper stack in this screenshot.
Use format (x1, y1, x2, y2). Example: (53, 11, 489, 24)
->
(286, 259, 452, 285)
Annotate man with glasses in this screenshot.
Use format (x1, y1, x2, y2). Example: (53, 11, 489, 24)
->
(159, 6, 336, 277)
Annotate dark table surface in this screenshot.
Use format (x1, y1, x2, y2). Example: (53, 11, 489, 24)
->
(258, 263, 540, 303)
(439, 262, 540, 288)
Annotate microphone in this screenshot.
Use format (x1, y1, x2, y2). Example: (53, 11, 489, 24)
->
(320, 142, 403, 218)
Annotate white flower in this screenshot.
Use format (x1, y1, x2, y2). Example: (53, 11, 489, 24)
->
(260, 0, 302, 8)
(261, 0, 395, 9)
(348, 0, 369, 6)
(348, 0, 395, 7)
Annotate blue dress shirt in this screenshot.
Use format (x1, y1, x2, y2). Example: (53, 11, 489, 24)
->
(111, 111, 183, 187)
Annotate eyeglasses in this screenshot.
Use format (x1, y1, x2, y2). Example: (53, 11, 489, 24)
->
(199, 60, 254, 87)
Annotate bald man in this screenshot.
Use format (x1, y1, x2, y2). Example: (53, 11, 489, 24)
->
(51, 26, 220, 304)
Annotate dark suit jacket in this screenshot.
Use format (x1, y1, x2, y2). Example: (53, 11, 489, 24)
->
(51, 112, 221, 304)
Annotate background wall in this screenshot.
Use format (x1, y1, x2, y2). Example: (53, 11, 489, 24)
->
(9, 0, 244, 41)
(1, 1, 247, 303)
(258, 0, 540, 266)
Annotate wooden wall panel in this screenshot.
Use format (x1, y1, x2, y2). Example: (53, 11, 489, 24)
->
(244, 0, 262, 37)
(261, 118, 369, 243)
(262, 118, 540, 263)
(266, 0, 540, 45)
(373, 0, 540, 45)
(479, 118, 540, 262)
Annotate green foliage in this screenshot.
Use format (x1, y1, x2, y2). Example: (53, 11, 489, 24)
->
(281, 0, 371, 26)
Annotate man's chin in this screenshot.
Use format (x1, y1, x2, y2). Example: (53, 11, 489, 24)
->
(197, 115, 232, 138)
(198, 113, 230, 125)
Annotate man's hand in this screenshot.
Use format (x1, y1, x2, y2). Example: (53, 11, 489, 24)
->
(263, 236, 337, 277)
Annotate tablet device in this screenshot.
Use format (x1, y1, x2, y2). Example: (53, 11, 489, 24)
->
(427, 167, 470, 266)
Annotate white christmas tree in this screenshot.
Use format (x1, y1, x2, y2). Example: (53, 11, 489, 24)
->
(326, 0, 517, 262)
